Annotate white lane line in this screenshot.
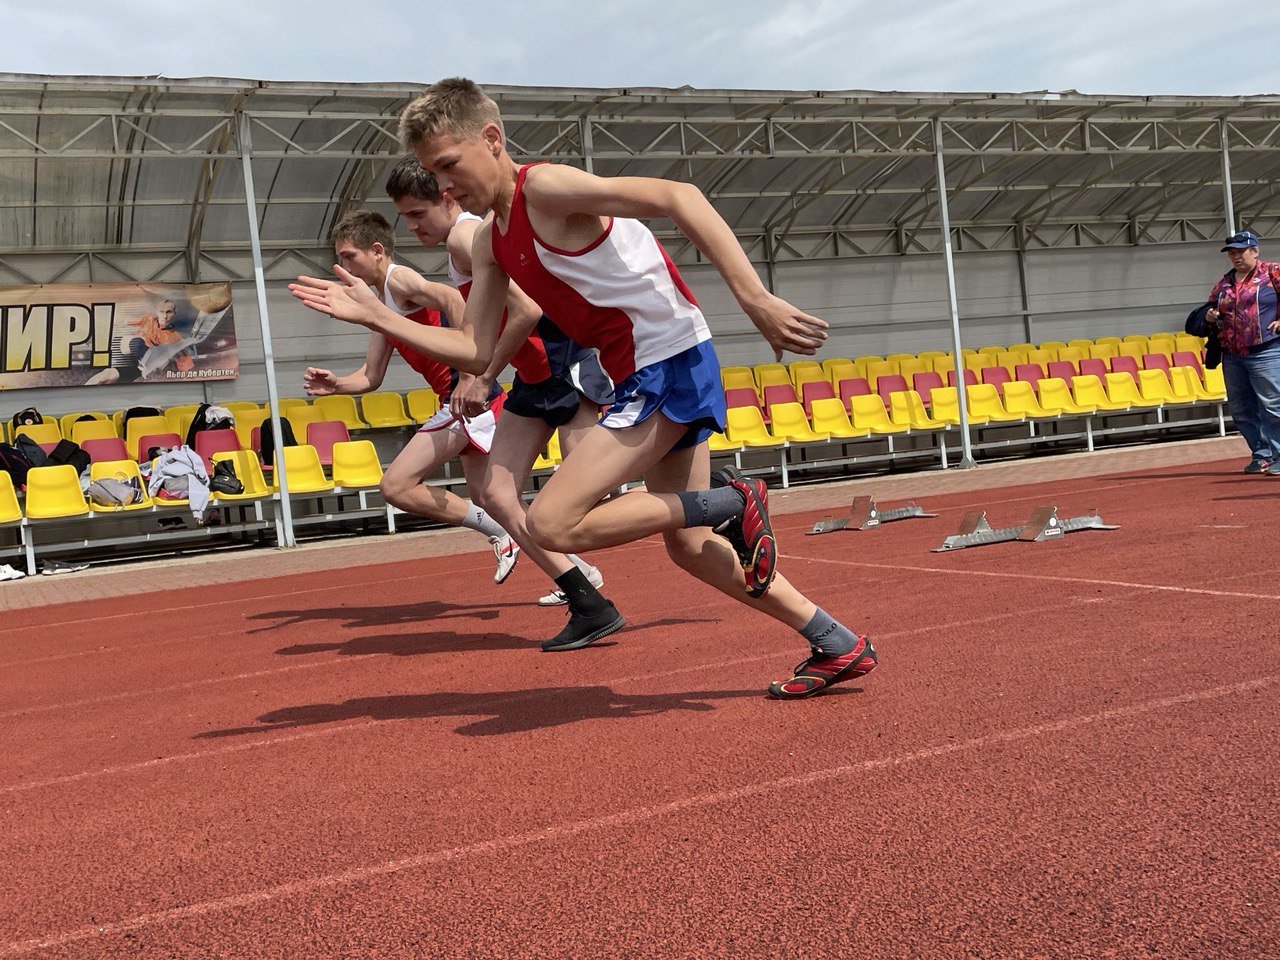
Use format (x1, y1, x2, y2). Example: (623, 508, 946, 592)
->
(0, 591, 1132, 795)
(3, 672, 1273, 958)
(783, 555, 1280, 602)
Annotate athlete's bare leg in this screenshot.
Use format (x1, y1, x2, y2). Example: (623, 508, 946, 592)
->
(380, 427, 475, 523)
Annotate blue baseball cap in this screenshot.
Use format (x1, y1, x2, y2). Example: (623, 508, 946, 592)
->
(1221, 230, 1260, 251)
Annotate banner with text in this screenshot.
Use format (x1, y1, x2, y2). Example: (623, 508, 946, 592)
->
(0, 282, 239, 390)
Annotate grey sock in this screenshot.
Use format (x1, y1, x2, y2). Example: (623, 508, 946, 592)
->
(676, 486, 745, 529)
(799, 607, 859, 657)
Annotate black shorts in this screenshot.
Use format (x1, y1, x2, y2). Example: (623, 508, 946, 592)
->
(505, 351, 614, 428)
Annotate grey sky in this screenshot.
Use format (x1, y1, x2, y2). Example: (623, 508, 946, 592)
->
(7, 0, 1275, 96)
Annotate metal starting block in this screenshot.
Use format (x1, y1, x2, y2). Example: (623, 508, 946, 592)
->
(807, 495, 938, 535)
(931, 505, 1118, 552)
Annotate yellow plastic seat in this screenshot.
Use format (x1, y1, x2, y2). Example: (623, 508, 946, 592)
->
(1202, 366, 1226, 400)
(123, 415, 172, 460)
(59, 411, 109, 439)
(916, 350, 948, 362)
(314, 395, 368, 430)
(1146, 337, 1176, 361)
(0, 471, 22, 524)
(88, 460, 153, 511)
(1174, 334, 1203, 354)
(1024, 348, 1055, 371)
(995, 350, 1028, 375)
(707, 431, 741, 453)
(930, 356, 958, 376)
(1166, 367, 1203, 402)
(854, 354, 885, 368)
(233, 409, 269, 451)
(1038, 377, 1094, 414)
(753, 364, 791, 392)
(789, 360, 825, 386)
(274, 444, 334, 494)
(24, 465, 91, 519)
(70, 419, 120, 444)
(1066, 339, 1094, 351)
(888, 390, 947, 430)
(533, 430, 564, 469)
(882, 352, 914, 364)
(1006, 343, 1036, 352)
(962, 353, 989, 375)
(1038, 340, 1067, 352)
(15, 422, 62, 445)
(210, 450, 273, 501)
(1088, 343, 1119, 361)
(726, 406, 784, 447)
(849, 394, 909, 434)
(1104, 372, 1155, 408)
(1122, 334, 1150, 350)
(1116, 341, 1146, 362)
(164, 404, 201, 436)
(975, 345, 1005, 360)
(863, 360, 899, 390)
(406, 388, 441, 422)
(330, 440, 384, 488)
(287, 406, 326, 440)
(278, 398, 310, 415)
(361, 392, 414, 427)
(897, 357, 928, 384)
(809, 398, 866, 439)
(1056, 346, 1086, 366)
(1002, 380, 1061, 419)
(1071, 375, 1129, 411)
(825, 359, 861, 387)
(967, 384, 1024, 423)
(768, 401, 829, 443)
(222, 401, 262, 416)
(499, 381, 513, 393)
(1137, 369, 1187, 406)
(1094, 336, 1123, 347)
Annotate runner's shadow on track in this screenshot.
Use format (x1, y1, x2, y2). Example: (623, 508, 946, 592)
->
(195, 684, 809, 739)
(277, 629, 540, 657)
(245, 600, 525, 634)
(1212, 492, 1280, 501)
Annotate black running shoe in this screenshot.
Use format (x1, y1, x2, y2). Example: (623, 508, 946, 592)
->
(542, 602, 626, 652)
(710, 466, 776, 598)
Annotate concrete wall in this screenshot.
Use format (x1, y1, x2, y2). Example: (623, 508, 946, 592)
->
(1, 242, 1222, 422)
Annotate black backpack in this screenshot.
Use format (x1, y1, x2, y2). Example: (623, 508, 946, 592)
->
(46, 439, 91, 475)
(122, 406, 162, 434)
(10, 407, 42, 433)
(13, 434, 48, 468)
(258, 417, 297, 468)
(0, 442, 34, 487)
(184, 403, 236, 448)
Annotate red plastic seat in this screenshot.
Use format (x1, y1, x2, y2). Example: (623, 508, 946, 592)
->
(1047, 360, 1078, 381)
(762, 383, 800, 418)
(799, 380, 836, 416)
(875, 374, 909, 409)
(306, 420, 352, 467)
(1142, 353, 1172, 374)
(1014, 363, 1044, 389)
(135, 433, 183, 462)
(980, 366, 1012, 395)
(724, 387, 761, 408)
(912, 371, 944, 403)
(1171, 350, 1204, 378)
(837, 377, 872, 412)
(946, 368, 978, 388)
(1078, 357, 1109, 380)
(81, 437, 130, 463)
(1110, 355, 1141, 386)
(193, 428, 242, 470)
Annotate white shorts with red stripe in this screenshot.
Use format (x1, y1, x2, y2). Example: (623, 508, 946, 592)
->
(417, 393, 504, 454)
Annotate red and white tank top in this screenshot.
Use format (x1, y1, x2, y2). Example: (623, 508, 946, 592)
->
(381, 263, 453, 397)
(448, 211, 552, 384)
(490, 163, 712, 382)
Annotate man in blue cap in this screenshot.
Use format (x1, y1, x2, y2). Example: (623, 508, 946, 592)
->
(1200, 231, 1280, 474)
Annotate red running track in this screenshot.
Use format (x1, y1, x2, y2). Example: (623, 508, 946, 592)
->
(1, 459, 1278, 958)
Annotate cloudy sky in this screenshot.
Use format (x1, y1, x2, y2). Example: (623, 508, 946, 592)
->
(6, 0, 1276, 96)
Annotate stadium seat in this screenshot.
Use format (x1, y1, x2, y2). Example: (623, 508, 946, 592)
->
(762, 383, 801, 418)
(278, 398, 311, 415)
(88, 460, 153, 511)
(287, 406, 326, 440)
(927, 387, 988, 426)
(885, 352, 916, 364)
(1094, 336, 1123, 347)
(222, 401, 262, 416)
(193, 429, 242, 469)
(980, 366, 1012, 395)
(707, 431, 740, 453)
(1071, 375, 1129, 411)
(1146, 337, 1176, 361)
(70, 419, 119, 444)
(1037, 377, 1094, 414)
(533, 430, 564, 470)
(306, 421, 352, 467)
(916, 350, 948, 362)
(1174, 334, 1203, 355)
(210, 451, 273, 502)
(1171, 351, 1205, 379)
(789, 360, 825, 387)
(800, 380, 837, 416)
(24, 465, 90, 519)
(946, 368, 978, 388)
(808, 398, 864, 439)
(1121, 334, 1149, 350)
(1142, 353, 1172, 375)
(837, 377, 873, 411)
(726, 406, 783, 447)
(1137, 369, 1188, 406)
(975, 345, 1005, 359)
(1002, 380, 1061, 419)
(967, 384, 1024, 423)
(81, 437, 130, 463)
(1109, 355, 1141, 386)
(1014, 363, 1045, 390)
(1167, 367, 1206, 402)
(912, 371, 944, 405)
(1078, 357, 1109, 380)
(875, 374, 909, 409)
(1047, 360, 1078, 381)
(897, 358, 928, 384)
(406, 388, 441, 422)
(361, 392, 414, 427)
(824, 359, 860, 388)
(273, 445, 333, 494)
(1006, 342, 1036, 352)
(863, 360, 899, 390)
(849, 394, 908, 435)
(930, 356, 957, 377)
(1104, 372, 1153, 409)
(1087, 343, 1118, 361)
(314, 395, 368, 430)
(888, 390, 947, 430)
(1056, 347, 1085, 366)
(1203, 366, 1226, 400)
(134, 433, 183, 462)
(725, 386, 766, 423)
(1116, 341, 1146, 362)
(233, 410, 269, 451)
(15, 422, 61, 445)
(768, 402, 828, 443)
(124, 415, 172, 460)
(1037, 340, 1067, 352)
(0, 471, 21, 524)
(995, 350, 1027, 375)
(962, 353, 989, 375)
(753, 363, 791, 391)
(164, 404, 201, 436)
(330, 440, 384, 488)
(1066, 339, 1094, 351)
(59, 412, 109, 439)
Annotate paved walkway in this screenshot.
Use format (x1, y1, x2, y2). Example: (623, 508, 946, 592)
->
(0, 435, 1251, 612)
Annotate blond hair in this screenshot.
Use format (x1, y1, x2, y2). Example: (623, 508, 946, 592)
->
(399, 77, 503, 150)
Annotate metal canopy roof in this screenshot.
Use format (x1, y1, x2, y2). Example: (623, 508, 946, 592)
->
(1, 73, 1278, 284)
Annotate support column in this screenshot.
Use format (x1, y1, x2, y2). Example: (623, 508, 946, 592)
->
(1015, 221, 1034, 344)
(1221, 119, 1236, 235)
(236, 110, 296, 547)
(934, 118, 976, 469)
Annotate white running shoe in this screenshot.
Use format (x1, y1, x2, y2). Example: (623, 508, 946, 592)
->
(0, 564, 27, 581)
(538, 564, 604, 606)
(490, 535, 520, 584)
